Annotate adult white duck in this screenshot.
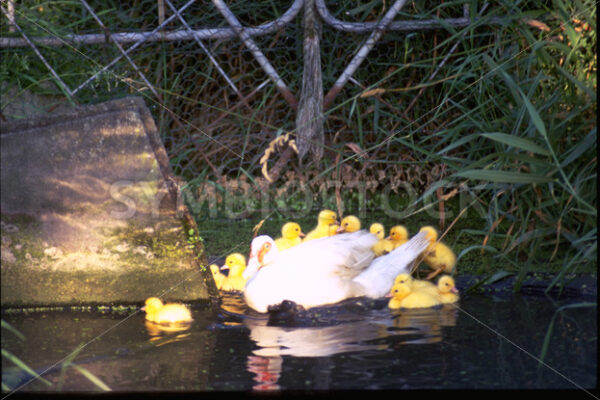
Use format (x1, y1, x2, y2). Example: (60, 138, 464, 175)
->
(242, 230, 429, 313)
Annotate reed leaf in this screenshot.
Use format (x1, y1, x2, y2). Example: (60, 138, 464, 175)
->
(480, 133, 551, 156)
(453, 170, 554, 184)
(1, 349, 53, 387)
(65, 362, 111, 391)
(1, 320, 25, 341)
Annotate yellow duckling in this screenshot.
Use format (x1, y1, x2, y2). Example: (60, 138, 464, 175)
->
(143, 297, 193, 324)
(419, 226, 457, 280)
(304, 209, 338, 241)
(220, 253, 247, 292)
(370, 223, 394, 256)
(394, 273, 459, 304)
(369, 223, 385, 240)
(336, 215, 361, 234)
(387, 280, 441, 309)
(210, 264, 226, 290)
(388, 225, 409, 249)
(274, 222, 305, 251)
(434, 275, 460, 304)
(393, 273, 435, 291)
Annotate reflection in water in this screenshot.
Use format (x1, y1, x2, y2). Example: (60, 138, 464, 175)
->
(144, 320, 191, 346)
(2, 293, 595, 391)
(225, 294, 458, 391)
(389, 305, 458, 344)
(246, 355, 282, 391)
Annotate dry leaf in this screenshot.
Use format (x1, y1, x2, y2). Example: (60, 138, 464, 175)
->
(346, 142, 368, 159)
(360, 88, 386, 98)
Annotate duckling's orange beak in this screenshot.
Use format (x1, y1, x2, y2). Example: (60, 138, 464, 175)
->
(451, 287, 459, 294)
(298, 232, 305, 238)
(385, 235, 392, 240)
(336, 226, 345, 233)
(219, 264, 229, 271)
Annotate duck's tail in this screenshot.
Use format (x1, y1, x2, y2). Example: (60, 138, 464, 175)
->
(351, 231, 430, 299)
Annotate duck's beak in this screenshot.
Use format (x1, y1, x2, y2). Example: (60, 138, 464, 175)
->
(451, 287, 459, 294)
(219, 264, 229, 271)
(385, 235, 392, 240)
(336, 226, 345, 233)
(298, 232, 305, 238)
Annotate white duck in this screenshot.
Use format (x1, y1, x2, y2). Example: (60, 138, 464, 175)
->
(242, 230, 429, 313)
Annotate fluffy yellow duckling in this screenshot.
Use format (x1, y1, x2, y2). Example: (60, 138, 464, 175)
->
(369, 223, 385, 240)
(394, 273, 436, 291)
(304, 209, 338, 241)
(210, 264, 226, 290)
(143, 297, 193, 324)
(336, 215, 361, 234)
(388, 225, 409, 249)
(419, 226, 457, 280)
(387, 280, 441, 309)
(435, 275, 460, 304)
(370, 223, 394, 256)
(395, 273, 459, 304)
(274, 222, 305, 251)
(220, 253, 247, 292)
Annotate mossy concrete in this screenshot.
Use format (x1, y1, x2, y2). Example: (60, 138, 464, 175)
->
(0, 97, 217, 307)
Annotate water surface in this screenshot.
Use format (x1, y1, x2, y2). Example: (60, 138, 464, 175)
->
(1, 292, 597, 392)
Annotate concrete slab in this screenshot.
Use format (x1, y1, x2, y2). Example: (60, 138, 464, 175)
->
(1, 96, 218, 307)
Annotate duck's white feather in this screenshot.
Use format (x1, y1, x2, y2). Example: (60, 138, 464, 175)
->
(350, 231, 429, 298)
(244, 230, 429, 313)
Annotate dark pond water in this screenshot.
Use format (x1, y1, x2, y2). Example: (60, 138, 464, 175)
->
(1, 291, 597, 393)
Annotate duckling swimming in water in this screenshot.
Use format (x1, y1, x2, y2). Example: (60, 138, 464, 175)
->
(143, 297, 192, 324)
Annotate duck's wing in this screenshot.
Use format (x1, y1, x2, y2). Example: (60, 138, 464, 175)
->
(274, 230, 378, 278)
(351, 231, 430, 299)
